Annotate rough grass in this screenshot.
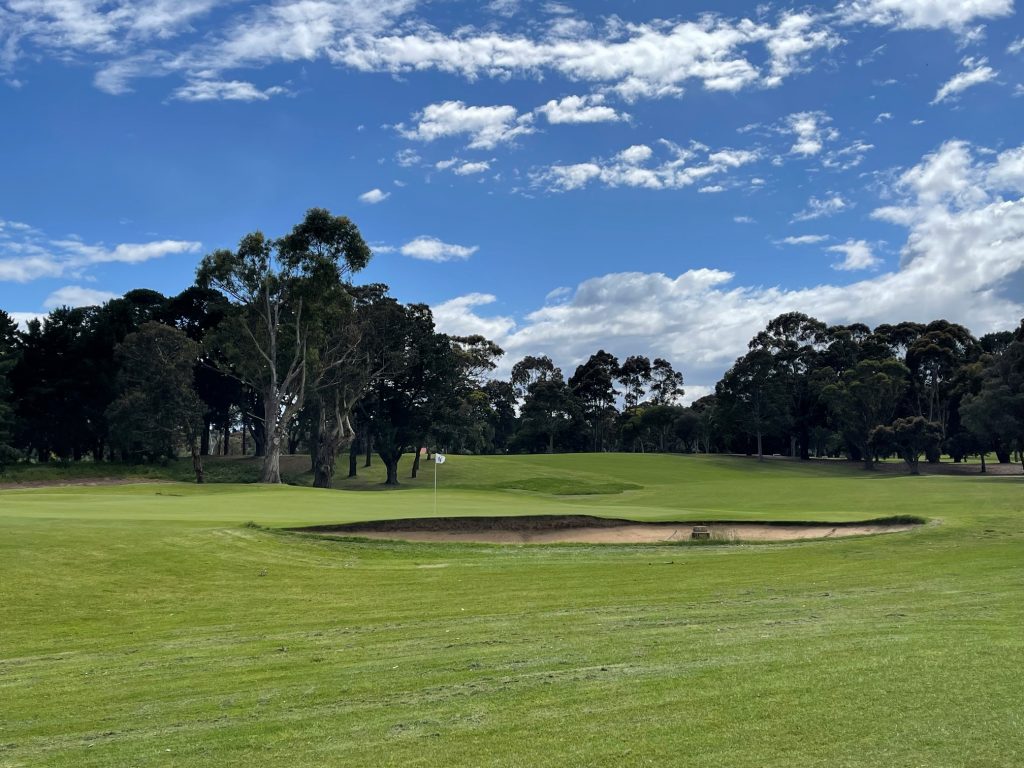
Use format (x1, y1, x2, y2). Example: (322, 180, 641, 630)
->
(1, 454, 1022, 767)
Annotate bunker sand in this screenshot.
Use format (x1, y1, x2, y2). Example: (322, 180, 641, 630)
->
(300, 515, 920, 544)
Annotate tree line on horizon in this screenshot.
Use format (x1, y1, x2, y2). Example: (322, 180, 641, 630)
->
(1, 208, 1022, 482)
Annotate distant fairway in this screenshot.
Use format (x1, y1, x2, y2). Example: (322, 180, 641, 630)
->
(2, 455, 1022, 767)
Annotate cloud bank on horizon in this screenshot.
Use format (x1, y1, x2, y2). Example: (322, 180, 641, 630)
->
(1, 0, 1022, 397)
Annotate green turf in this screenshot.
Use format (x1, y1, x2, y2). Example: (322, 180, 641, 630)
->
(1, 454, 1022, 767)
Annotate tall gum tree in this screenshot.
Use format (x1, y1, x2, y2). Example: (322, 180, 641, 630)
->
(197, 209, 371, 484)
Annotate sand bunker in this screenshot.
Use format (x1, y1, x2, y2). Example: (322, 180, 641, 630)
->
(299, 515, 919, 544)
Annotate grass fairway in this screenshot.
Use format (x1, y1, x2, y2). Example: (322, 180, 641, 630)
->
(1, 455, 1022, 767)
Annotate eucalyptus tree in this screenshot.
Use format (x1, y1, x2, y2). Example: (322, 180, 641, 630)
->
(870, 417, 943, 475)
(648, 358, 685, 406)
(960, 323, 1024, 469)
(511, 355, 558, 399)
(905, 320, 980, 444)
(748, 313, 828, 459)
(106, 323, 206, 482)
(568, 350, 620, 451)
(366, 303, 471, 484)
(618, 355, 652, 410)
(717, 349, 788, 461)
(196, 208, 371, 483)
(814, 358, 909, 469)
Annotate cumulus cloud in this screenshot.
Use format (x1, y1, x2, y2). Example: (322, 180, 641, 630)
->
(534, 140, 759, 192)
(334, 13, 839, 101)
(3, 0, 1007, 103)
(535, 94, 628, 124)
(436, 158, 492, 175)
(172, 79, 288, 102)
(398, 101, 534, 150)
(400, 236, 479, 262)
(30, 4, 841, 101)
(0, 219, 200, 282)
(786, 111, 837, 156)
(359, 188, 390, 204)
(433, 140, 1024, 395)
(43, 285, 119, 309)
(827, 239, 881, 270)
(838, 0, 1012, 31)
(931, 57, 998, 104)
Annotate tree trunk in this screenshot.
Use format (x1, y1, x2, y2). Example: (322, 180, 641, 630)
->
(548, 432, 554, 454)
(311, 398, 354, 489)
(861, 443, 874, 470)
(223, 421, 230, 456)
(261, 394, 282, 484)
(312, 436, 335, 488)
(411, 444, 423, 479)
(364, 434, 372, 467)
(201, 418, 211, 456)
(798, 425, 810, 461)
(191, 440, 205, 484)
(756, 430, 763, 461)
(348, 436, 359, 478)
(980, 452, 986, 474)
(380, 452, 400, 485)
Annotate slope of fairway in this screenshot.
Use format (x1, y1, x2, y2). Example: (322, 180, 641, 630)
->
(1, 455, 1022, 767)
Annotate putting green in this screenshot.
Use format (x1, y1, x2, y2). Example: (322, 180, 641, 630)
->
(1, 454, 1022, 767)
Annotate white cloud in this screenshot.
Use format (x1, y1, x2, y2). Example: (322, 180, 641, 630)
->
(786, 111, 837, 156)
(0, 219, 200, 282)
(781, 234, 829, 244)
(434, 141, 1024, 396)
(454, 161, 491, 176)
(331, 13, 839, 102)
(50, 238, 201, 264)
(734, 216, 756, 224)
(7, 312, 44, 329)
(536, 94, 628, 124)
(400, 236, 479, 262)
(398, 101, 534, 149)
(931, 57, 998, 104)
(172, 79, 288, 102)
(792, 194, 850, 221)
(433, 293, 516, 340)
(1009, 37, 1024, 55)
(535, 140, 759, 192)
(359, 188, 390, 204)
(43, 285, 119, 309)
(0, 254, 66, 282)
(436, 158, 492, 175)
(395, 148, 421, 167)
(875, 111, 893, 122)
(838, 0, 1012, 31)
(827, 239, 880, 270)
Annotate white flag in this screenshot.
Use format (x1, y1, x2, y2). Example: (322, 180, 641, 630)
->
(435, 454, 446, 464)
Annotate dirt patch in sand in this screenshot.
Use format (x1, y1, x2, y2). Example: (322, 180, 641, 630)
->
(297, 515, 921, 544)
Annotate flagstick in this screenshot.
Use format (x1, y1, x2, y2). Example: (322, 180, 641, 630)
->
(433, 453, 437, 517)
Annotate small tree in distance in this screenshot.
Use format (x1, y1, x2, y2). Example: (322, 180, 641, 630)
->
(870, 417, 943, 475)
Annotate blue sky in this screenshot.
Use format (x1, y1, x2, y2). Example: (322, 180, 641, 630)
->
(1, 0, 1023, 398)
